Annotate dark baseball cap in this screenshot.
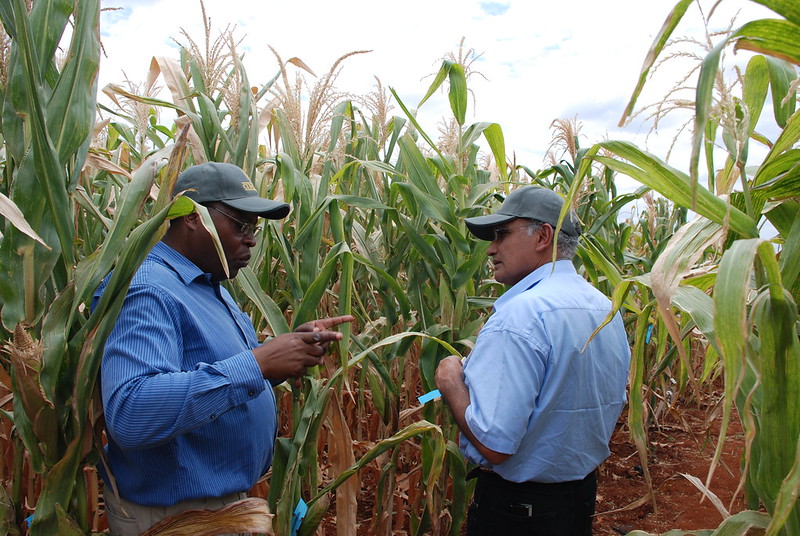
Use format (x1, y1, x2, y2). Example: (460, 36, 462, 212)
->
(174, 162, 290, 219)
(465, 186, 581, 241)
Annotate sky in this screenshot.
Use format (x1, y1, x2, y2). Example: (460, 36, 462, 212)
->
(97, 0, 778, 193)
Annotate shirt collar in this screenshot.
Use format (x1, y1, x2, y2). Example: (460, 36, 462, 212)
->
(494, 259, 577, 311)
(151, 241, 213, 286)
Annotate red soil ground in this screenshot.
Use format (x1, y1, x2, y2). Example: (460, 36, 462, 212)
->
(594, 397, 749, 535)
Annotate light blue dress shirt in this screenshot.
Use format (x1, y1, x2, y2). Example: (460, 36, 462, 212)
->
(461, 260, 631, 483)
(92, 241, 277, 506)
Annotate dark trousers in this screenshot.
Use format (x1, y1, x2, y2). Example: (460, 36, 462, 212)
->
(466, 469, 597, 536)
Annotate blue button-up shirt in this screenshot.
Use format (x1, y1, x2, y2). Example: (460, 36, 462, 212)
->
(461, 260, 630, 483)
(93, 241, 277, 506)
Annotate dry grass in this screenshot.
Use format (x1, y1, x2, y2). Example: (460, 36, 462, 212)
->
(546, 115, 582, 165)
(113, 74, 163, 154)
(624, 1, 746, 168)
(174, 0, 242, 106)
(436, 117, 461, 156)
(268, 46, 369, 173)
(360, 76, 394, 149)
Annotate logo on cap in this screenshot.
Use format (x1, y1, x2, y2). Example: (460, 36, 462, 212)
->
(241, 181, 256, 192)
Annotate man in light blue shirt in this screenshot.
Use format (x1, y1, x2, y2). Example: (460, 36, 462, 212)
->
(94, 162, 353, 535)
(436, 186, 630, 536)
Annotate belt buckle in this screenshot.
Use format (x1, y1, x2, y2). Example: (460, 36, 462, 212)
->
(509, 502, 533, 517)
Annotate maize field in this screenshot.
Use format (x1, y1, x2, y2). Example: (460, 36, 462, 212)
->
(0, 0, 799, 535)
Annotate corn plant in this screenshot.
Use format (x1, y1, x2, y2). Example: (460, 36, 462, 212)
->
(0, 2, 234, 534)
(244, 53, 506, 535)
(572, 0, 800, 531)
(8, 2, 797, 536)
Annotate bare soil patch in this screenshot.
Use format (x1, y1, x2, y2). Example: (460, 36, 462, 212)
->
(594, 396, 748, 535)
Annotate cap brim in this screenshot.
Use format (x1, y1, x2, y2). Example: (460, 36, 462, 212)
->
(221, 197, 291, 219)
(464, 213, 516, 241)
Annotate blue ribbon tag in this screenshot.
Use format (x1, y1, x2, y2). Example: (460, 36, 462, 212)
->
(418, 389, 441, 404)
(291, 497, 308, 536)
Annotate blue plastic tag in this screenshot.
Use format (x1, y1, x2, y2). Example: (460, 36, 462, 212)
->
(418, 389, 441, 404)
(291, 497, 308, 535)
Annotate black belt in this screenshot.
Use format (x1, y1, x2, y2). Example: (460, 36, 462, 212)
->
(467, 465, 596, 492)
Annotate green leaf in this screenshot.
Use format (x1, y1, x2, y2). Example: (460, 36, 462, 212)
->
(590, 141, 759, 238)
(47, 0, 100, 170)
(733, 21, 800, 79)
(236, 266, 291, 336)
(390, 88, 442, 158)
(619, 0, 694, 126)
(418, 61, 450, 108)
(692, 39, 726, 187)
(749, 0, 800, 25)
(398, 136, 451, 211)
(329, 194, 391, 210)
(332, 331, 461, 383)
(777, 204, 800, 289)
(459, 122, 507, 181)
(8, 0, 76, 269)
(482, 123, 507, 181)
(447, 61, 467, 125)
(714, 238, 758, 394)
(308, 420, 445, 505)
(754, 109, 800, 186)
(743, 55, 770, 133)
(766, 57, 798, 127)
(291, 243, 349, 327)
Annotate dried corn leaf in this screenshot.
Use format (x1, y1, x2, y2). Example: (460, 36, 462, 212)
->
(7, 325, 57, 452)
(325, 395, 357, 536)
(140, 498, 273, 536)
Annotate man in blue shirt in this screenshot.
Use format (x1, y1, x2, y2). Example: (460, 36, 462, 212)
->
(435, 186, 630, 536)
(94, 162, 353, 535)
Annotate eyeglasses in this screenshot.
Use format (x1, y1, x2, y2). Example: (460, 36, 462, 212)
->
(206, 205, 260, 237)
(492, 220, 545, 242)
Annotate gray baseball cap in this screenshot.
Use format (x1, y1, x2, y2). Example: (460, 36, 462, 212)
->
(465, 186, 581, 240)
(174, 162, 290, 219)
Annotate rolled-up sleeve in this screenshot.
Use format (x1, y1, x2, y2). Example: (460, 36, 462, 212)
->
(463, 324, 548, 457)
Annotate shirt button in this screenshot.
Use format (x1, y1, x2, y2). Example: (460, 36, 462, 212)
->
(210, 414, 216, 420)
(248, 391, 255, 397)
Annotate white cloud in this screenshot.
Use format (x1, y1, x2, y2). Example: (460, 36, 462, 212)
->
(99, 0, 780, 191)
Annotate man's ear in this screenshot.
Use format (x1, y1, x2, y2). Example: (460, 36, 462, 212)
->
(182, 211, 201, 229)
(534, 223, 554, 252)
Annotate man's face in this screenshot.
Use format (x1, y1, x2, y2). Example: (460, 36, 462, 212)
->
(485, 218, 547, 286)
(203, 203, 259, 281)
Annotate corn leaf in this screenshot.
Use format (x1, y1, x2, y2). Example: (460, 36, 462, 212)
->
(141, 498, 273, 536)
(236, 266, 291, 336)
(308, 420, 445, 505)
(765, 435, 800, 536)
(619, 0, 694, 126)
(0, 191, 48, 247)
(590, 142, 759, 238)
(47, 0, 100, 169)
(743, 55, 770, 135)
(733, 20, 800, 72)
(446, 61, 467, 125)
(292, 242, 349, 328)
